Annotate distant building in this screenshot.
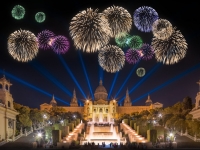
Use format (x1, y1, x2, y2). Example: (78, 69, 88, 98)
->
(0, 76, 19, 141)
(40, 79, 163, 121)
(189, 80, 200, 120)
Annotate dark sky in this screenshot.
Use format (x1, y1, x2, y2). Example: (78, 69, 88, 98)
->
(1, 0, 200, 109)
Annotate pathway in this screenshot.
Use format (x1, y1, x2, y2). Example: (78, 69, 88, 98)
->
(0, 129, 44, 150)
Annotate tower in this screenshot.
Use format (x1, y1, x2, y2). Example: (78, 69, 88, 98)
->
(0, 75, 14, 109)
(70, 89, 78, 107)
(145, 94, 152, 106)
(195, 80, 200, 109)
(124, 88, 132, 106)
(50, 94, 57, 107)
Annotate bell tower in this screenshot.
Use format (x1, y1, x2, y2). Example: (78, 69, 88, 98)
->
(195, 80, 200, 109)
(124, 88, 132, 106)
(70, 89, 78, 107)
(0, 75, 14, 109)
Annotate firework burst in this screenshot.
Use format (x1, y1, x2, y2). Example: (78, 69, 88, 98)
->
(37, 30, 55, 50)
(140, 43, 154, 60)
(35, 12, 46, 23)
(125, 48, 141, 64)
(115, 32, 131, 48)
(69, 8, 111, 53)
(127, 35, 143, 50)
(152, 19, 173, 40)
(7, 29, 39, 62)
(102, 5, 132, 37)
(11, 5, 25, 20)
(136, 67, 145, 77)
(98, 45, 125, 73)
(133, 6, 159, 32)
(51, 35, 70, 54)
(151, 27, 188, 65)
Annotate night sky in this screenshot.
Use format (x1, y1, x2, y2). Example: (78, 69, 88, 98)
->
(1, 0, 200, 109)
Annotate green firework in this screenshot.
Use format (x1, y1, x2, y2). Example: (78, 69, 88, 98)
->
(35, 12, 46, 23)
(127, 35, 143, 50)
(136, 67, 145, 77)
(11, 5, 25, 20)
(115, 32, 131, 48)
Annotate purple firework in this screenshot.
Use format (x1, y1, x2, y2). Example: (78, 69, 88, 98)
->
(51, 35, 70, 54)
(133, 6, 159, 32)
(125, 48, 141, 64)
(37, 30, 55, 50)
(140, 43, 154, 60)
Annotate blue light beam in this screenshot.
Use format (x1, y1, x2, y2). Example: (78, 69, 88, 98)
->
(108, 72, 119, 99)
(118, 63, 162, 103)
(30, 61, 72, 97)
(58, 55, 86, 100)
(78, 51, 94, 100)
(132, 62, 200, 104)
(0, 69, 69, 105)
(115, 62, 140, 98)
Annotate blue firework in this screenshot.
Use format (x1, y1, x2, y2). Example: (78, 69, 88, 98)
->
(51, 35, 70, 54)
(140, 43, 154, 60)
(133, 6, 159, 32)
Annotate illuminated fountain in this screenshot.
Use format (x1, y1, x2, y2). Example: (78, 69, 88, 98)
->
(85, 122, 120, 145)
(99, 112, 103, 122)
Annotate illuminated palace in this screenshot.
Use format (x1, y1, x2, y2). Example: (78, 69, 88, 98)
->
(0, 76, 19, 141)
(40, 80, 163, 121)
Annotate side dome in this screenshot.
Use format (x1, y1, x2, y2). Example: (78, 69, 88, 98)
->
(50, 95, 57, 106)
(94, 80, 108, 100)
(145, 95, 152, 106)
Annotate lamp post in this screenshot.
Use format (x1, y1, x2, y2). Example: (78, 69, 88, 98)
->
(43, 114, 47, 126)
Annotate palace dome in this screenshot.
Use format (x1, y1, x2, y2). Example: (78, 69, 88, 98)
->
(94, 80, 108, 100)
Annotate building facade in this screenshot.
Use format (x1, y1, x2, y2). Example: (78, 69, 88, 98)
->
(0, 76, 19, 141)
(40, 80, 163, 121)
(189, 80, 200, 120)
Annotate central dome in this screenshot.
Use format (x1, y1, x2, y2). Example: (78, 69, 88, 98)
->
(94, 80, 108, 100)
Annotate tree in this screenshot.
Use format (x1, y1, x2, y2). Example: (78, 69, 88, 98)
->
(182, 96, 192, 110)
(14, 102, 32, 129)
(30, 108, 43, 126)
(19, 114, 32, 127)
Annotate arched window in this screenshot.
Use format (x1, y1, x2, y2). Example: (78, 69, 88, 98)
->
(99, 108, 102, 112)
(8, 101, 11, 107)
(113, 107, 115, 113)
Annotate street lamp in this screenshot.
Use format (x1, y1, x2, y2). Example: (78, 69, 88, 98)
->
(158, 114, 162, 118)
(169, 132, 174, 141)
(38, 132, 42, 137)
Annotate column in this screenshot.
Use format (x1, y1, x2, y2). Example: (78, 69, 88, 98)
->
(12, 119, 16, 141)
(5, 117, 8, 141)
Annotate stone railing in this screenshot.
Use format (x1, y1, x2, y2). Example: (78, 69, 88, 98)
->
(14, 134, 23, 141)
(0, 140, 7, 146)
(0, 125, 44, 146)
(176, 131, 200, 142)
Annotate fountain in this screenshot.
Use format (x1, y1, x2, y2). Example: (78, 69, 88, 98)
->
(99, 112, 103, 122)
(85, 122, 120, 145)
